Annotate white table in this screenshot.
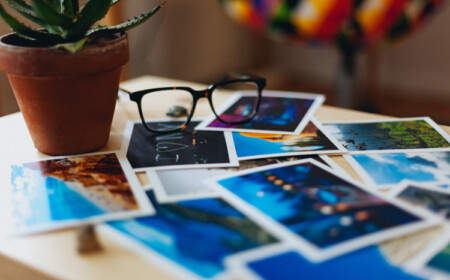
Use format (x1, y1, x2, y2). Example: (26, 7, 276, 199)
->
(0, 75, 448, 279)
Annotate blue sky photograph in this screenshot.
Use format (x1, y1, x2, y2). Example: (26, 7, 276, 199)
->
(352, 151, 450, 186)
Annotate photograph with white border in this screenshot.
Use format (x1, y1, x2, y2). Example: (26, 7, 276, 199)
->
(225, 241, 422, 280)
(9, 151, 154, 236)
(195, 90, 325, 135)
(102, 188, 279, 280)
(344, 151, 450, 190)
(205, 158, 442, 262)
(121, 119, 239, 171)
(389, 181, 450, 220)
(321, 117, 450, 154)
(404, 225, 450, 280)
(232, 118, 346, 160)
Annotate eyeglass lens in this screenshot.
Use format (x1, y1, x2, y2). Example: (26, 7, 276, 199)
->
(141, 89, 193, 132)
(212, 80, 260, 123)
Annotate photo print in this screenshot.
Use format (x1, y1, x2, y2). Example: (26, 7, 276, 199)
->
(149, 155, 338, 203)
(232, 118, 346, 160)
(405, 226, 450, 279)
(207, 159, 440, 261)
(105, 190, 278, 280)
(345, 151, 450, 189)
(196, 90, 325, 135)
(391, 183, 450, 220)
(9, 152, 153, 235)
(322, 117, 450, 154)
(425, 241, 450, 276)
(122, 119, 238, 171)
(225, 243, 422, 280)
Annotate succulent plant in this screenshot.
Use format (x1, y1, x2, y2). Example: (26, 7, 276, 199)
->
(0, 0, 165, 52)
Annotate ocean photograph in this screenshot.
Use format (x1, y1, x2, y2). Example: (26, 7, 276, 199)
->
(108, 191, 277, 279)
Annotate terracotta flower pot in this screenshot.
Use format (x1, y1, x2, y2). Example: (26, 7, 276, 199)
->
(0, 33, 129, 155)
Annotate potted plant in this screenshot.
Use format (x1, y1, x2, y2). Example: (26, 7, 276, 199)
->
(0, 0, 164, 155)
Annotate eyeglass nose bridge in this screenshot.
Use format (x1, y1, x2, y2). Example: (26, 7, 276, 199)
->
(190, 88, 220, 118)
(191, 88, 212, 99)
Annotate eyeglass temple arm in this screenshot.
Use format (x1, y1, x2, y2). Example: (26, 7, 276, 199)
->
(217, 72, 266, 84)
(118, 87, 131, 100)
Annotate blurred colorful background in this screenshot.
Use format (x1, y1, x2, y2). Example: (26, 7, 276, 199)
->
(0, 0, 449, 124)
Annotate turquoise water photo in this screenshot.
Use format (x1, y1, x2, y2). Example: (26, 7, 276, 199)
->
(108, 191, 276, 279)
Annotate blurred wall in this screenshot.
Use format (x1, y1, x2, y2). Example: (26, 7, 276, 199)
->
(124, 0, 268, 82)
(0, 20, 18, 116)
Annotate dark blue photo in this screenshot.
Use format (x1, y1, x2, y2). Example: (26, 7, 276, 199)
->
(217, 161, 421, 249)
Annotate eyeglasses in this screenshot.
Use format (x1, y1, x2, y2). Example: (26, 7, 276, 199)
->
(119, 73, 266, 133)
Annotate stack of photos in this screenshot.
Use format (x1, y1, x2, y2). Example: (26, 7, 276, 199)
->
(148, 155, 340, 203)
(101, 98, 450, 278)
(8, 88, 450, 279)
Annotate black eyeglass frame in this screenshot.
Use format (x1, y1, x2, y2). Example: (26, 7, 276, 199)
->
(120, 73, 266, 133)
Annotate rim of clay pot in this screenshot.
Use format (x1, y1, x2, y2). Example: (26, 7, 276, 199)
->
(0, 32, 129, 77)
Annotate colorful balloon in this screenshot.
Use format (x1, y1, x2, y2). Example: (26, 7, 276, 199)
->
(217, 0, 443, 51)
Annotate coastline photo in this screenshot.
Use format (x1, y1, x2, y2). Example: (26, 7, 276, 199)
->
(10, 152, 153, 235)
(322, 118, 450, 153)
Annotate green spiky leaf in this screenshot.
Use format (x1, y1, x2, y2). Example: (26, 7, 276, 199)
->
(31, 0, 74, 27)
(0, 0, 165, 52)
(1, 0, 61, 33)
(0, 3, 62, 43)
(1, 0, 35, 15)
(62, 0, 112, 42)
(87, 2, 164, 39)
(60, 0, 78, 16)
